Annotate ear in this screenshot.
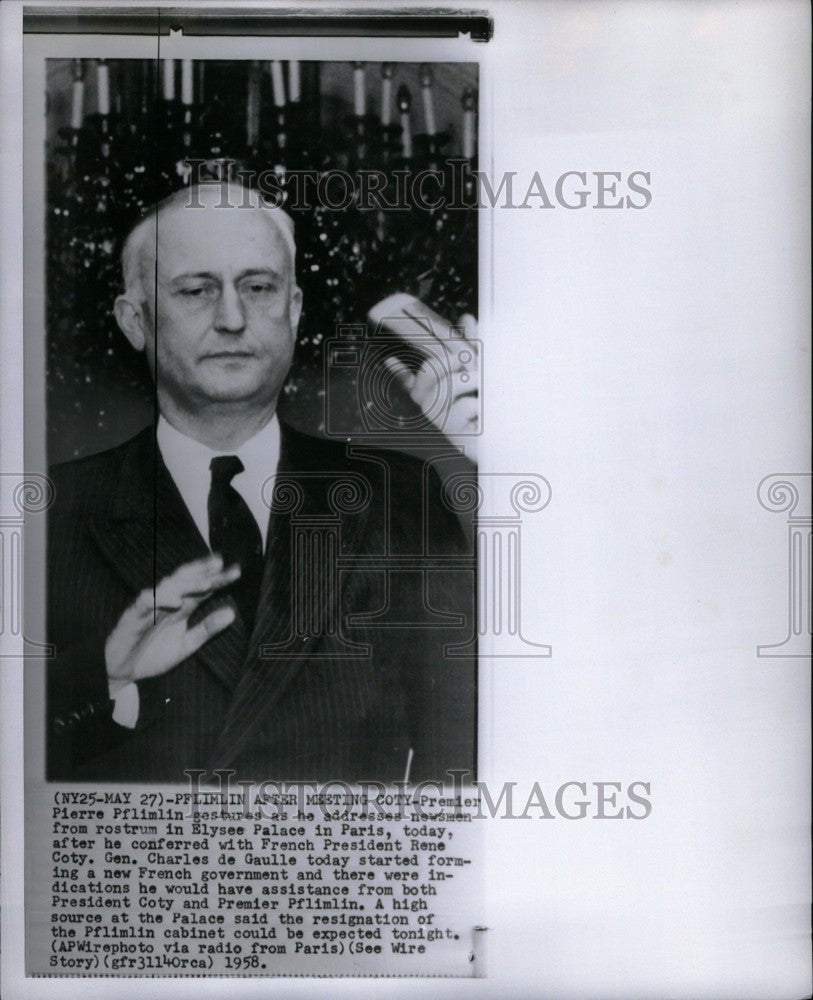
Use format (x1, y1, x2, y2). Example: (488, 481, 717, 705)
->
(288, 284, 303, 336)
(114, 295, 148, 352)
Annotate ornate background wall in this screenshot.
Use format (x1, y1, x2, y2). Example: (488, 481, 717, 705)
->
(44, 58, 478, 462)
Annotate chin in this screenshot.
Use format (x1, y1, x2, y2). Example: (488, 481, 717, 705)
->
(199, 375, 278, 405)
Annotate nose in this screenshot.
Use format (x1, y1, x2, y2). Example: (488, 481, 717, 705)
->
(213, 285, 246, 334)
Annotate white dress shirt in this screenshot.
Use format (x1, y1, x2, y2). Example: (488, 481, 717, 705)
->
(111, 414, 282, 727)
(156, 414, 281, 550)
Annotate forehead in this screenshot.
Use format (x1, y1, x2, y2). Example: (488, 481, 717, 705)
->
(154, 204, 291, 280)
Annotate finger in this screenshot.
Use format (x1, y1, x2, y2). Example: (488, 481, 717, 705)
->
(183, 562, 242, 599)
(448, 352, 478, 382)
(182, 605, 236, 657)
(450, 369, 478, 397)
(410, 367, 444, 412)
(451, 338, 479, 375)
(158, 555, 224, 598)
(180, 554, 224, 577)
(447, 397, 480, 431)
(133, 587, 158, 619)
(156, 560, 239, 610)
(130, 587, 185, 626)
(458, 313, 478, 342)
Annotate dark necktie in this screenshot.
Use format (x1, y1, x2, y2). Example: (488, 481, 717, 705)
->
(208, 455, 264, 634)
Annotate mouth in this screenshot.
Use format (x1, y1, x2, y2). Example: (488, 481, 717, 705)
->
(201, 351, 255, 360)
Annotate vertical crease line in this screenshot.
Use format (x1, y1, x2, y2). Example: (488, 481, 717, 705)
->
(152, 16, 162, 623)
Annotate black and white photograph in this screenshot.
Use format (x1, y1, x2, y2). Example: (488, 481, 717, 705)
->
(2, 1, 811, 997)
(41, 53, 480, 785)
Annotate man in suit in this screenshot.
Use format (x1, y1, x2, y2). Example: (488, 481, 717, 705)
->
(47, 183, 476, 784)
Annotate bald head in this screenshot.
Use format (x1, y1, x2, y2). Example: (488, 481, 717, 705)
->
(121, 183, 297, 307)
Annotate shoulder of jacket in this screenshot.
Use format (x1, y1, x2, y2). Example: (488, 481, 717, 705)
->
(48, 426, 150, 508)
(279, 421, 430, 474)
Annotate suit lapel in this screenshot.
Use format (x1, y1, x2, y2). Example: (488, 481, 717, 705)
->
(88, 427, 247, 692)
(86, 422, 379, 766)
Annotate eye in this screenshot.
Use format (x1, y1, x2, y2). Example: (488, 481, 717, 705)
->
(239, 278, 277, 298)
(174, 281, 217, 301)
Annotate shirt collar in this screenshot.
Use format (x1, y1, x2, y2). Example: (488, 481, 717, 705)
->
(157, 413, 280, 475)
(156, 414, 281, 548)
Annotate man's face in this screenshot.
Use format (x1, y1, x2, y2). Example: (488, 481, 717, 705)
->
(141, 203, 301, 413)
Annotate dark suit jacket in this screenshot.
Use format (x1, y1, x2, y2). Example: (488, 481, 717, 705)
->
(47, 421, 476, 784)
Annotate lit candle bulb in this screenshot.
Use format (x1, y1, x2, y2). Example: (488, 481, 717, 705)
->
(181, 59, 193, 105)
(97, 59, 110, 116)
(70, 59, 85, 129)
(288, 60, 300, 102)
(246, 63, 260, 145)
(462, 86, 476, 159)
(270, 60, 286, 107)
(353, 62, 365, 117)
(162, 58, 175, 101)
(380, 63, 393, 126)
(397, 84, 412, 158)
(420, 64, 435, 136)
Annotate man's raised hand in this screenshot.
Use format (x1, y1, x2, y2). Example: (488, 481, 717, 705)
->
(368, 294, 479, 453)
(105, 555, 239, 694)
